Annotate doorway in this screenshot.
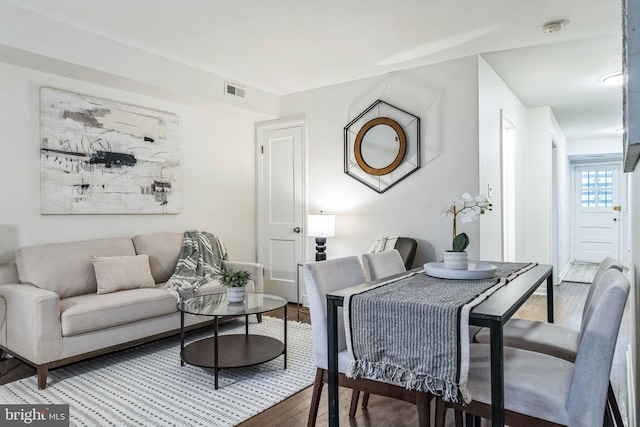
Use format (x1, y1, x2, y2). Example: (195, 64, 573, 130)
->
(501, 111, 516, 261)
(256, 121, 306, 302)
(572, 162, 624, 263)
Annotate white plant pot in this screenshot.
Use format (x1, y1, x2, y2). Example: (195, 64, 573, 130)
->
(443, 251, 468, 270)
(226, 286, 246, 303)
(226, 302, 245, 315)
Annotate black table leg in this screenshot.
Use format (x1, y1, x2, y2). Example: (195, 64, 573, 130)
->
(284, 304, 288, 369)
(546, 272, 554, 323)
(327, 299, 339, 427)
(214, 316, 219, 390)
(489, 320, 505, 427)
(180, 311, 185, 367)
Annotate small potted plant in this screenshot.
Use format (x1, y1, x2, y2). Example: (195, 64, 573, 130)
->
(441, 193, 492, 269)
(219, 267, 251, 303)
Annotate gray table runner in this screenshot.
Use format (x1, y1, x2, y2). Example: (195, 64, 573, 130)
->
(344, 261, 534, 404)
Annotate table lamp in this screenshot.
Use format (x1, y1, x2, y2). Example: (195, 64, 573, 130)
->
(308, 212, 335, 261)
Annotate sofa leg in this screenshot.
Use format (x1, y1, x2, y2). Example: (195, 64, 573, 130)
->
(37, 365, 48, 390)
(256, 314, 262, 323)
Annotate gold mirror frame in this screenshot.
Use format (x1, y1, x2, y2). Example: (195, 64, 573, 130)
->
(354, 117, 407, 176)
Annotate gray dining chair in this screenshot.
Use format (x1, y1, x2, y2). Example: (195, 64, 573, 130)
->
(303, 256, 432, 427)
(474, 256, 624, 424)
(362, 249, 406, 281)
(368, 236, 418, 270)
(359, 249, 408, 410)
(435, 267, 630, 427)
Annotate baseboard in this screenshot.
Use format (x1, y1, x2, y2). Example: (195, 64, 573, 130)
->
(558, 262, 572, 283)
(627, 343, 636, 427)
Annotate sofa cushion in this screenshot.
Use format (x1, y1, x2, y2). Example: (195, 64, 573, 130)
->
(59, 288, 177, 336)
(132, 233, 183, 283)
(16, 238, 137, 298)
(92, 255, 156, 294)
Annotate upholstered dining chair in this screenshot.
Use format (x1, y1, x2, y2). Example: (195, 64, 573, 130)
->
(473, 256, 624, 424)
(362, 249, 406, 281)
(369, 236, 418, 270)
(304, 256, 432, 427)
(435, 268, 630, 427)
(394, 237, 418, 269)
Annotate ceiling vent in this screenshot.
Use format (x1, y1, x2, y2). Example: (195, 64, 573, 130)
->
(225, 82, 246, 98)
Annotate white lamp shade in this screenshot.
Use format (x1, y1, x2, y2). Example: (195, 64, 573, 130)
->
(308, 214, 335, 238)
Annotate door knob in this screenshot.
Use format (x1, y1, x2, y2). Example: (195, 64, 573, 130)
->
(613, 206, 621, 211)
(293, 227, 301, 233)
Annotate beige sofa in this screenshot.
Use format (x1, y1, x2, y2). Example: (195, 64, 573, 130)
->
(0, 232, 263, 389)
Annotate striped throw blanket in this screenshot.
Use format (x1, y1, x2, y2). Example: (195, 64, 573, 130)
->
(167, 230, 228, 301)
(344, 262, 533, 404)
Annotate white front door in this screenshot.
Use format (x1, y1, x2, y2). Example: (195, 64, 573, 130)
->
(573, 163, 622, 262)
(257, 122, 305, 302)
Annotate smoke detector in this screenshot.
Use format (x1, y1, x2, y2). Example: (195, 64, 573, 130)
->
(541, 19, 570, 34)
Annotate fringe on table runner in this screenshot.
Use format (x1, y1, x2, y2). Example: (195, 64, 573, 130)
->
(347, 359, 470, 405)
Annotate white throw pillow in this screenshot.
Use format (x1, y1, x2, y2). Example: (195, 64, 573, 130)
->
(91, 254, 156, 294)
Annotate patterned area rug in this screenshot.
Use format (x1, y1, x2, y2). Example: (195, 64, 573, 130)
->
(0, 316, 315, 426)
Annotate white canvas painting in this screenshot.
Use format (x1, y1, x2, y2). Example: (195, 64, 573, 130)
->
(40, 87, 181, 214)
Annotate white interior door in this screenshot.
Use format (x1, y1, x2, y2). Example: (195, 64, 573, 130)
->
(257, 123, 305, 302)
(573, 163, 621, 262)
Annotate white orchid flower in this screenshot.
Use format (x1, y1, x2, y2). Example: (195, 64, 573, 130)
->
(443, 192, 492, 249)
(459, 209, 478, 223)
(475, 193, 487, 203)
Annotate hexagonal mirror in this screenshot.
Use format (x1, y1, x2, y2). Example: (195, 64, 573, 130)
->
(344, 100, 420, 193)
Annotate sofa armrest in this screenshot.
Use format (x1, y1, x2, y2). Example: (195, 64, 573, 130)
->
(0, 261, 19, 285)
(0, 284, 62, 364)
(222, 261, 264, 293)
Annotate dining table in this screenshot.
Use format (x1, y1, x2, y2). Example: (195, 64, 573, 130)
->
(326, 262, 553, 427)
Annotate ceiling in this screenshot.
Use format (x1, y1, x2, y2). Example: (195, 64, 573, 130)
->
(1, 0, 624, 142)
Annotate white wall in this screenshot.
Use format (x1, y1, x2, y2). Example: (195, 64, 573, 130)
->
(478, 57, 530, 262)
(566, 137, 623, 157)
(526, 108, 554, 265)
(630, 167, 640, 427)
(279, 57, 480, 265)
(0, 61, 270, 263)
(479, 58, 571, 278)
(550, 113, 572, 280)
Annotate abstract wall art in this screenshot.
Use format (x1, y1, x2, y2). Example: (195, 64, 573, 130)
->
(40, 87, 181, 214)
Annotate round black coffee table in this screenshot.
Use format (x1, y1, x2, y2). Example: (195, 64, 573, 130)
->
(177, 292, 287, 389)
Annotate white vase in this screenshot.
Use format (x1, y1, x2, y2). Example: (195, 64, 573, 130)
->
(226, 302, 245, 314)
(443, 251, 468, 270)
(226, 286, 246, 303)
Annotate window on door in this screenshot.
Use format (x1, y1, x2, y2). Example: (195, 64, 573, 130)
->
(580, 169, 613, 207)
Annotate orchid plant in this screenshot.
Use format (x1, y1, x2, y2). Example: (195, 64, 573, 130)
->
(442, 193, 492, 252)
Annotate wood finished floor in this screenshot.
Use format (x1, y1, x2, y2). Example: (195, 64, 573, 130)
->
(0, 265, 629, 426)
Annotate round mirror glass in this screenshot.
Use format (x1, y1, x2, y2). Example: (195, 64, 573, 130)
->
(360, 124, 400, 169)
(354, 117, 407, 176)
